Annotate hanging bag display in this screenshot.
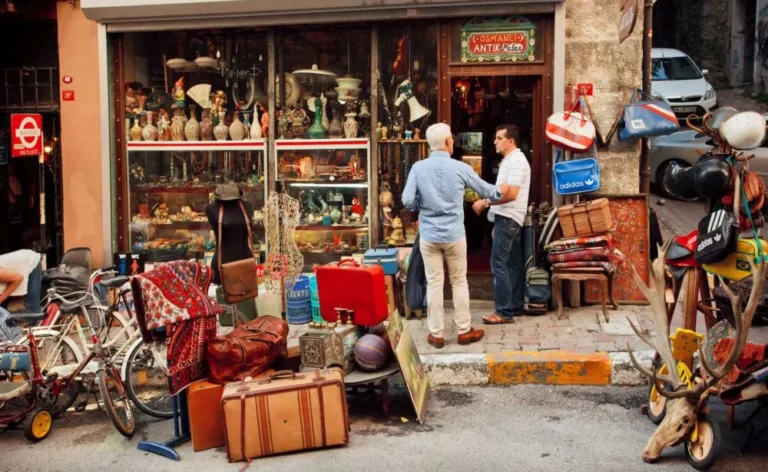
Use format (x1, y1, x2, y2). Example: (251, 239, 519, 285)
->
(694, 207, 738, 264)
(218, 202, 258, 303)
(545, 101, 596, 152)
(618, 89, 679, 140)
(552, 148, 600, 195)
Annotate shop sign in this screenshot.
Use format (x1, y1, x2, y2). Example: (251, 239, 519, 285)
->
(619, 0, 639, 43)
(10, 113, 43, 158)
(62, 90, 75, 101)
(461, 16, 536, 63)
(114, 253, 146, 276)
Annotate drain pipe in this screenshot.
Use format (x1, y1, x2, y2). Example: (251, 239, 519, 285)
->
(639, 0, 654, 194)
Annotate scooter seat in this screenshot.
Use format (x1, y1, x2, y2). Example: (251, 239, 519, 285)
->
(0, 381, 30, 402)
(7, 311, 46, 324)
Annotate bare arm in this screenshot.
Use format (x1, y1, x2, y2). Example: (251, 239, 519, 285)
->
(0, 268, 23, 305)
(488, 186, 520, 206)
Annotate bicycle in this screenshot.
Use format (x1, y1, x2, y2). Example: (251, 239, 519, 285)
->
(20, 270, 172, 419)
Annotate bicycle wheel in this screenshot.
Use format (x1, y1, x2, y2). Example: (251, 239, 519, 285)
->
(97, 364, 135, 437)
(24, 333, 83, 415)
(124, 339, 172, 419)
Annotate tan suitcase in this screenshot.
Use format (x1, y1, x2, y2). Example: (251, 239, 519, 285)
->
(221, 368, 349, 462)
(557, 197, 614, 238)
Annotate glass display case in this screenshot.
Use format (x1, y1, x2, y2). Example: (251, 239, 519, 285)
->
(127, 140, 267, 262)
(275, 139, 370, 266)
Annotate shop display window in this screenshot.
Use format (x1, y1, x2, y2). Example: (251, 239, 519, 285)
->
(120, 29, 269, 262)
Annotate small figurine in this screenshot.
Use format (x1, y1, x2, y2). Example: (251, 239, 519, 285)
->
(405, 130, 413, 140)
(375, 122, 382, 141)
(351, 196, 364, 216)
(388, 217, 406, 246)
(157, 109, 172, 141)
(259, 102, 269, 137)
(380, 183, 394, 239)
(414, 128, 421, 141)
(381, 125, 388, 141)
(211, 90, 227, 117)
(290, 103, 310, 139)
(278, 108, 290, 139)
(171, 77, 185, 109)
(125, 82, 142, 115)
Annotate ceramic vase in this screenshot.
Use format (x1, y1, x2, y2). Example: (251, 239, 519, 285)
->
(171, 108, 187, 141)
(330, 207, 342, 224)
(130, 118, 142, 141)
(141, 111, 158, 141)
(230, 111, 246, 141)
(250, 108, 263, 139)
(344, 113, 358, 139)
(184, 105, 200, 141)
(200, 110, 214, 141)
(214, 112, 229, 141)
(328, 108, 344, 138)
(157, 111, 171, 141)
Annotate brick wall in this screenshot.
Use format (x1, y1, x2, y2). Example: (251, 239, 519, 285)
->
(565, 0, 643, 195)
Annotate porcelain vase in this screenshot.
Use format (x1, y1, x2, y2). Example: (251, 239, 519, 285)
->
(200, 110, 214, 141)
(328, 108, 344, 138)
(344, 113, 358, 139)
(141, 111, 157, 141)
(230, 111, 246, 141)
(170, 108, 187, 141)
(214, 112, 229, 141)
(184, 105, 200, 141)
(250, 109, 263, 139)
(130, 118, 142, 141)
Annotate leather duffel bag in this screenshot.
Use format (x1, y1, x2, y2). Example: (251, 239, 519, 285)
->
(207, 316, 289, 384)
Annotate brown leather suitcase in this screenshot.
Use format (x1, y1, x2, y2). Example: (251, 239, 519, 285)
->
(221, 368, 349, 462)
(188, 369, 278, 452)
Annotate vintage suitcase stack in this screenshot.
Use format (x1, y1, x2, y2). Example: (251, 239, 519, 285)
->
(315, 260, 388, 326)
(557, 197, 614, 238)
(222, 368, 350, 462)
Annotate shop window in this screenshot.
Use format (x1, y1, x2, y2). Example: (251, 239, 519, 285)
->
(448, 16, 545, 65)
(118, 29, 269, 263)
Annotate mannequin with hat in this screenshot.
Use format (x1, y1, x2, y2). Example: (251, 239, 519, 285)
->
(205, 182, 255, 286)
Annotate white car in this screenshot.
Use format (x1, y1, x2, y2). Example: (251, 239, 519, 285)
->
(652, 48, 718, 118)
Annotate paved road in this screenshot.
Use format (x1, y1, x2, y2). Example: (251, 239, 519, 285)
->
(3, 383, 765, 472)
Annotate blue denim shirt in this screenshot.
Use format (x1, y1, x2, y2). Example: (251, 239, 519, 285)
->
(401, 151, 503, 243)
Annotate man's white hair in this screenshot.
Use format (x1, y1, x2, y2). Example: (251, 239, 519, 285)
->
(426, 123, 452, 151)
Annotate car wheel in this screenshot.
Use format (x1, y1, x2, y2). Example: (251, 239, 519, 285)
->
(656, 160, 699, 202)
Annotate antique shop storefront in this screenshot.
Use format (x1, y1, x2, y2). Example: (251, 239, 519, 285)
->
(66, 0, 640, 269)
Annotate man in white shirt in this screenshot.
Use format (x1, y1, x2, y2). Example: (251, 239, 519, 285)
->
(0, 249, 43, 313)
(472, 125, 531, 324)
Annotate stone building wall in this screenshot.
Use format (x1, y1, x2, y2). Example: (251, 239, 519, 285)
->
(565, 0, 643, 195)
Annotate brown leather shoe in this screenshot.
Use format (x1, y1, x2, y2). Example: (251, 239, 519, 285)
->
(427, 335, 445, 349)
(458, 328, 485, 345)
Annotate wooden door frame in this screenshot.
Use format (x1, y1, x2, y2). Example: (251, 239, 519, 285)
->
(437, 18, 554, 205)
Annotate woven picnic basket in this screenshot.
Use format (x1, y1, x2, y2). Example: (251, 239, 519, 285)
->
(557, 198, 614, 238)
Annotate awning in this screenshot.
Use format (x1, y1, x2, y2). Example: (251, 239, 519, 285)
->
(81, 0, 563, 32)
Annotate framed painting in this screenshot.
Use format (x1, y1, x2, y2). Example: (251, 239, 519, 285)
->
(584, 194, 650, 304)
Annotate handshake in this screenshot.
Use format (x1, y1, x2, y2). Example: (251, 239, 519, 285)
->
(471, 183, 512, 215)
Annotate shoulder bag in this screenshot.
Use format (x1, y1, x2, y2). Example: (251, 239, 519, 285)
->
(618, 89, 680, 140)
(545, 100, 596, 152)
(694, 207, 738, 264)
(218, 202, 258, 303)
(552, 148, 600, 195)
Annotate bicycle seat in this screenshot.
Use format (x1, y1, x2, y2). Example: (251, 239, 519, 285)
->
(7, 311, 46, 324)
(59, 299, 93, 315)
(100, 275, 130, 289)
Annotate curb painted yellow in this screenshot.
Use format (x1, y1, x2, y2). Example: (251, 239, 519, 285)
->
(486, 350, 612, 386)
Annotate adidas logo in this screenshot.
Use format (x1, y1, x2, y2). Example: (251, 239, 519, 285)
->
(585, 179, 594, 186)
(714, 234, 721, 242)
(697, 238, 714, 251)
(559, 180, 597, 190)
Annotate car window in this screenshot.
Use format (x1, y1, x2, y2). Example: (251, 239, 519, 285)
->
(652, 57, 702, 81)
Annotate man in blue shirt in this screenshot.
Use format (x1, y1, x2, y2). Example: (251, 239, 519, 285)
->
(402, 123, 512, 348)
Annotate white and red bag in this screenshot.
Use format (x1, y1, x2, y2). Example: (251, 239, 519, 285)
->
(545, 101, 596, 152)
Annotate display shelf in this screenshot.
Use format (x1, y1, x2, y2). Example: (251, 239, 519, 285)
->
(274, 138, 370, 150)
(296, 224, 368, 231)
(285, 181, 368, 188)
(130, 184, 265, 194)
(132, 221, 264, 229)
(126, 140, 267, 152)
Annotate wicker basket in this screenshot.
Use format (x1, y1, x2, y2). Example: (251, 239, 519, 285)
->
(557, 198, 614, 238)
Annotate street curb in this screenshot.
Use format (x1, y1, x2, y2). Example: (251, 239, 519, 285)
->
(422, 349, 656, 387)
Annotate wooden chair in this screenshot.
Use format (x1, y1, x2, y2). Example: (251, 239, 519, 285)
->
(552, 267, 618, 321)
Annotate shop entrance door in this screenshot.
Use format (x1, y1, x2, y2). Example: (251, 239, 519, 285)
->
(449, 75, 538, 273)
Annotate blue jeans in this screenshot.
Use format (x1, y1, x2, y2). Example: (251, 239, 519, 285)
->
(24, 260, 43, 313)
(491, 216, 524, 318)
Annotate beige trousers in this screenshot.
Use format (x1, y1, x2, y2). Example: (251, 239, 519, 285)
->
(420, 237, 471, 338)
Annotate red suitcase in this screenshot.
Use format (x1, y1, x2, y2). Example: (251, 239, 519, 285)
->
(315, 260, 388, 326)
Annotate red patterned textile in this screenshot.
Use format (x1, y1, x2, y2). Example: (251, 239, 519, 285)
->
(551, 261, 616, 273)
(545, 234, 614, 251)
(548, 248, 612, 264)
(131, 261, 222, 395)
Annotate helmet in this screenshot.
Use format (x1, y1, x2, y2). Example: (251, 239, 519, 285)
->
(695, 107, 739, 138)
(663, 162, 697, 200)
(691, 155, 731, 199)
(720, 111, 767, 150)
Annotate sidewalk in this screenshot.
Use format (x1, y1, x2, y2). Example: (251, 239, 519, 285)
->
(285, 298, 768, 388)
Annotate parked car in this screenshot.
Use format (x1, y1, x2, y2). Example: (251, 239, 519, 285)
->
(652, 48, 718, 119)
(650, 130, 768, 201)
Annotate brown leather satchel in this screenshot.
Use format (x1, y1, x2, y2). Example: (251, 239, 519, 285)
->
(206, 316, 289, 384)
(218, 202, 258, 303)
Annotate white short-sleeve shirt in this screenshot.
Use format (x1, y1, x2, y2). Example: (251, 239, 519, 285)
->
(0, 250, 42, 297)
(488, 148, 531, 226)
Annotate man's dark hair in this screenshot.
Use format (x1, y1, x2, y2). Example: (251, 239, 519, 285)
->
(496, 124, 520, 144)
